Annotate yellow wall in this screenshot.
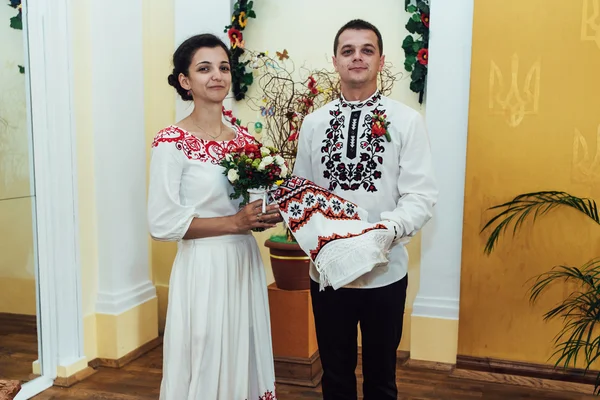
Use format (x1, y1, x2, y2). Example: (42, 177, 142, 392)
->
(72, 0, 98, 320)
(71, 0, 101, 361)
(148, 0, 424, 352)
(143, 0, 175, 331)
(459, 0, 600, 366)
(0, 3, 36, 316)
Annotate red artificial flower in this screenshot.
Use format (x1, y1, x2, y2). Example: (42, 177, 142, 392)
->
(371, 122, 387, 137)
(421, 13, 430, 28)
(417, 48, 429, 65)
(299, 96, 314, 110)
(227, 28, 242, 47)
(371, 111, 391, 142)
(307, 76, 319, 95)
(288, 130, 299, 141)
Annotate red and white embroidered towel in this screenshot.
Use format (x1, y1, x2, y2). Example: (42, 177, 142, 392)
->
(269, 176, 395, 291)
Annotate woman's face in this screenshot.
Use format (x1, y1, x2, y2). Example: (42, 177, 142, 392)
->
(179, 46, 231, 103)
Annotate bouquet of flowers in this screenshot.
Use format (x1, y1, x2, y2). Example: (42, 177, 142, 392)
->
(220, 141, 290, 207)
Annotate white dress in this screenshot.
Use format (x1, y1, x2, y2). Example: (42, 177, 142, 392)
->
(147, 113, 277, 400)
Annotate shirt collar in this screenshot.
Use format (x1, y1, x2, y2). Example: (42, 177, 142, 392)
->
(339, 90, 381, 110)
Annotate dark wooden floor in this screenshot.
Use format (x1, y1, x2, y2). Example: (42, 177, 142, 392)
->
(1, 313, 597, 399)
(32, 345, 596, 400)
(0, 313, 38, 383)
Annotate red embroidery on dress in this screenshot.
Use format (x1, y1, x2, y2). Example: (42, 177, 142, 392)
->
(258, 390, 276, 400)
(271, 176, 361, 233)
(152, 127, 184, 147)
(244, 387, 277, 400)
(151, 125, 255, 165)
(309, 224, 387, 259)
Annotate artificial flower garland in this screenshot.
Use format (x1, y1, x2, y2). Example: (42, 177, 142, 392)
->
(8, 0, 21, 30)
(402, 0, 430, 104)
(8, 0, 24, 74)
(224, 0, 257, 101)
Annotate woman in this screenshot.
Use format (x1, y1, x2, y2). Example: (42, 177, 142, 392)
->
(147, 33, 280, 400)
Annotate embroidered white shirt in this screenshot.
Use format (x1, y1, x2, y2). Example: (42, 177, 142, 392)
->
(293, 90, 438, 289)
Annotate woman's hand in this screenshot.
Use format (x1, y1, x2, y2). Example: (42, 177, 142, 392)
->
(232, 200, 283, 233)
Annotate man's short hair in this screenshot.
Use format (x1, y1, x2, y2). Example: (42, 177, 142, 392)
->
(333, 19, 383, 56)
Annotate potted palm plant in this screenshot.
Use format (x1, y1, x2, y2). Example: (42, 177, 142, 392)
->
(481, 191, 600, 394)
(245, 51, 398, 290)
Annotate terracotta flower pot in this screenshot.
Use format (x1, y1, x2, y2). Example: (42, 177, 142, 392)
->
(264, 239, 310, 291)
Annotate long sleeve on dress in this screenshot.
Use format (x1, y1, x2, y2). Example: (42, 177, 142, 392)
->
(380, 113, 438, 238)
(147, 143, 199, 241)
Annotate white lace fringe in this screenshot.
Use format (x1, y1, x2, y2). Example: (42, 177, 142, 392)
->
(314, 228, 394, 291)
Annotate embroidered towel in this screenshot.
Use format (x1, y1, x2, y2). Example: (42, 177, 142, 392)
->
(269, 176, 395, 291)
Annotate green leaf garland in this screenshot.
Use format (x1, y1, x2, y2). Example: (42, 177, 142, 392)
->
(8, 0, 22, 30)
(402, 0, 429, 104)
(8, 0, 24, 74)
(224, 0, 257, 101)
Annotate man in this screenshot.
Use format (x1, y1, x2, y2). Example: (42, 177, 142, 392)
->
(293, 19, 438, 399)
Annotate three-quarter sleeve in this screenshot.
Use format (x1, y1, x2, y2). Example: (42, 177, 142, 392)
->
(147, 142, 198, 241)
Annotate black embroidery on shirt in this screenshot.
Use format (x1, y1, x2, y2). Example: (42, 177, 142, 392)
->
(346, 111, 361, 159)
(339, 91, 382, 110)
(320, 102, 387, 193)
(320, 105, 345, 181)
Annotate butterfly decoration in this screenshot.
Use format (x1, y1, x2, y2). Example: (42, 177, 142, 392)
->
(260, 105, 275, 117)
(276, 49, 289, 61)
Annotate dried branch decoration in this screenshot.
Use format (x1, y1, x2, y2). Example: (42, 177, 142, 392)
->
(243, 50, 399, 171)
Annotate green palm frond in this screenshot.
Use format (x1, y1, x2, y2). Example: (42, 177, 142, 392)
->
(481, 191, 599, 255)
(528, 260, 600, 383)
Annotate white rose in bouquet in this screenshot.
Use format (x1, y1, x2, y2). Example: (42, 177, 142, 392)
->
(227, 169, 239, 183)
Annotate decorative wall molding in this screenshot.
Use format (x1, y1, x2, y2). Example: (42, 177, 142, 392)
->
(412, 296, 459, 320)
(96, 281, 157, 315)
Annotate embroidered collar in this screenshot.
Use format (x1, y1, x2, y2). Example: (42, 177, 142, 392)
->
(339, 90, 381, 110)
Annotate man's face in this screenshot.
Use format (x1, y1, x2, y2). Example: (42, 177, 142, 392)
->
(333, 29, 384, 88)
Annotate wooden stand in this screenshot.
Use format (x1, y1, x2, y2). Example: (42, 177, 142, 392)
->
(267, 283, 323, 387)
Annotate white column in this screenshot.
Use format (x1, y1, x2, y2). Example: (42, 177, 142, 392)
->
(26, 0, 85, 384)
(91, 0, 156, 315)
(412, 0, 474, 321)
(174, 0, 233, 121)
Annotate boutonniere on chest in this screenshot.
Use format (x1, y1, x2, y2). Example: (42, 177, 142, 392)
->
(371, 110, 391, 142)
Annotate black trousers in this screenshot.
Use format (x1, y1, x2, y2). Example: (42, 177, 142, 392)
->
(310, 275, 408, 400)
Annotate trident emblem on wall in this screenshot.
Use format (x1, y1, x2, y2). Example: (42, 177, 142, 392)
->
(489, 54, 541, 128)
(573, 124, 600, 184)
(582, 0, 600, 49)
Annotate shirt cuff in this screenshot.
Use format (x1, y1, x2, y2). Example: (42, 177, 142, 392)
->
(381, 219, 413, 246)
